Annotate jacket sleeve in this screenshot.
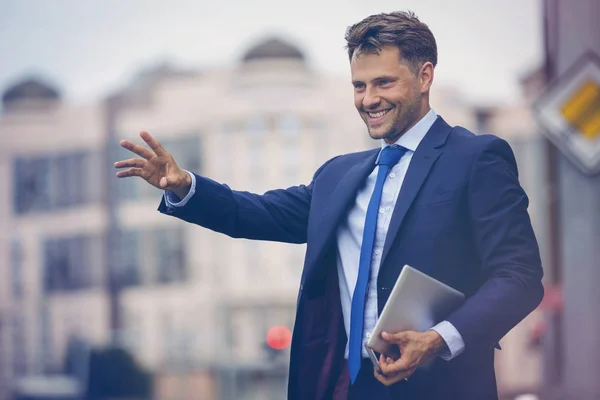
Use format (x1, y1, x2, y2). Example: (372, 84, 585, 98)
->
(157, 158, 336, 244)
(446, 136, 544, 350)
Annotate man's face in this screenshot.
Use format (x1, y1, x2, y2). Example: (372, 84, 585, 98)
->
(350, 46, 425, 144)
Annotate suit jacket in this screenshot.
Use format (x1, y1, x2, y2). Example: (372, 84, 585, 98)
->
(158, 116, 544, 400)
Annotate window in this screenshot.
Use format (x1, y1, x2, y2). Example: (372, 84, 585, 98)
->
(113, 230, 141, 288)
(276, 114, 301, 137)
(43, 235, 103, 293)
(11, 239, 23, 299)
(155, 228, 186, 284)
(114, 227, 187, 287)
(122, 308, 142, 354)
(13, 157, 50, 213)
(13, 151, 102, 214)
(47, 153, 86, 208)
(63, 153, 86, 206)
(247, 117, 267, 137)
(161, 313, 193, 369)
(167, 136, 201, 172)
(11, 315, 27, 377)
(38, 305, 53, 373)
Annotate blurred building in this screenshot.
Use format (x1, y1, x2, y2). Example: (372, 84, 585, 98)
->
(0, 78, 109, 400)
(0, 37, 545, 400)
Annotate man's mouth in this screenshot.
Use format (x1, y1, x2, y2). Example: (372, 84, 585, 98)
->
(367, 109, 391, 118)
(366, 109, 392, 127)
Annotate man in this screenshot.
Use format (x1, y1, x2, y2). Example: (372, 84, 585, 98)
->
(115, 11, 544, 400)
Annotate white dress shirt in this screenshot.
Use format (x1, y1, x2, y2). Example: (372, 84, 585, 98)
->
(165, 108, 465, 361)
(335, 108, 464, 360)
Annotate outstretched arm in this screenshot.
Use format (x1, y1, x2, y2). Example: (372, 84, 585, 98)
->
(115, 131, 314, 244)
(158, 173, 312, 243)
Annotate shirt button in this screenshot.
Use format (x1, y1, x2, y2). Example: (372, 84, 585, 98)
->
(389, 173, 396, 178)
(379, 208, 385, 214)
(375, 249, 381, 255)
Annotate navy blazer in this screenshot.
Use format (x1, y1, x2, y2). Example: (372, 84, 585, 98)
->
(159, 116, 544, 400)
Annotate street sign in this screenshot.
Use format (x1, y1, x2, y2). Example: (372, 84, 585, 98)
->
(534, 51, 600, 175)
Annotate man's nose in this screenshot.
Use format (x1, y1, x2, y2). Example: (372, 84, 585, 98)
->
(362, 88, 381, 110)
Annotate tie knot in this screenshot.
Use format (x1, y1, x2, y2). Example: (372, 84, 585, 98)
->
(377, 145, 407, 167)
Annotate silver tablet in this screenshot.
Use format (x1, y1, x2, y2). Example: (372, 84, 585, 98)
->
(366, 265, 465, 356)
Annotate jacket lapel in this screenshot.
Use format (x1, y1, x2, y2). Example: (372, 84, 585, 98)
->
(305, 150, 378, 282)
(379, 117, 452, 267)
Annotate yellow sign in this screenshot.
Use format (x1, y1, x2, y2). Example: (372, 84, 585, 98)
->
(534, 51, 600, 174)
(560, 80, 600, 139)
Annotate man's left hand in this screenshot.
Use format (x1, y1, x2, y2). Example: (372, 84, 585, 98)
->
(374, 330, 446, 386)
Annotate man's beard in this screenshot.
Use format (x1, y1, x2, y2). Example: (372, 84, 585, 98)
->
(367, 98, 421, 142)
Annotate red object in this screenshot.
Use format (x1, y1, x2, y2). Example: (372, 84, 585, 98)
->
(530, 319, 547, 340)
(266, 325, 292, 350)
(538, 284, 563, 311)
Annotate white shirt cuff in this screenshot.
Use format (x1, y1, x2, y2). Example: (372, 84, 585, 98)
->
(164, 170, 196, 207)
(429, 320, 465, 361)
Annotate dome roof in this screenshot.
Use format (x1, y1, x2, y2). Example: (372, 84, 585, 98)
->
(242, 38, 305, 63)
(2, 78, 60, 105)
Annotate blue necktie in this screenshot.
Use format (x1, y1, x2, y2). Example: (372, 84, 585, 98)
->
(348, 145, 407, 383)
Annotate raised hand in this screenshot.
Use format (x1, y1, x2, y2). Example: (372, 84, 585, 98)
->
(114, 131, 192, 199)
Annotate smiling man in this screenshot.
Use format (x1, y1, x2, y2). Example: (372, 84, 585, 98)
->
(115, 11, 544, 400)
(351, 47, 427, 145)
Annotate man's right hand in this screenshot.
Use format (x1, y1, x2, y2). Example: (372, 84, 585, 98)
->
(115, 131, 192, 200)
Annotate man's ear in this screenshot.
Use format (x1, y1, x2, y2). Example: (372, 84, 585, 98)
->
(419, 62, 434, 94)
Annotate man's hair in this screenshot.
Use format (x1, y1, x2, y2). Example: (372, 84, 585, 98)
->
(344, 11, 438, 74)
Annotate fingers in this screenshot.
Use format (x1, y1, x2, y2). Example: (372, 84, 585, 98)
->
(378, 353, 391, 368)
(374, 366, 415, 386)
(114, 158, 146, 169)
(139, 131, 167, 156)
(378, 354, 400, 369)
(120, 139, 155, 160)
(380, 354, 412, 376)
(116, 168, 143, 178)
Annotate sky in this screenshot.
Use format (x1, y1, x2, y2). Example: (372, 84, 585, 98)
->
(0, 0, 543, 106)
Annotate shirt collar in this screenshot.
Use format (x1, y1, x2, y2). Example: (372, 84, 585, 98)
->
(376, 108, 438, 163)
